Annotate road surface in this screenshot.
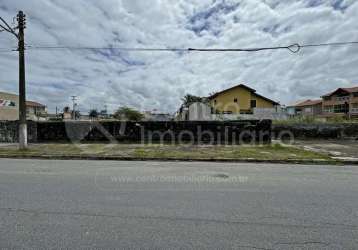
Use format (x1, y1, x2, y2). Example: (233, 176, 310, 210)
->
(0, 159, 357, 249)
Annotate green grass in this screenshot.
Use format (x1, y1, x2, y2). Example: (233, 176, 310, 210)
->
(274, 116, 358, 125)
(0, 143, 336, 162)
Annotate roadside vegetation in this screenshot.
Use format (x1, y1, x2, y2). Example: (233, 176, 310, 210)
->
(0, 143, 336, 163)
(114, 107, 144, 121)
(273, 116, 358, 125)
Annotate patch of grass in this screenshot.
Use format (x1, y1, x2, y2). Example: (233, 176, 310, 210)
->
(274, 116, 358, 125)
(0, 143, 336, 162)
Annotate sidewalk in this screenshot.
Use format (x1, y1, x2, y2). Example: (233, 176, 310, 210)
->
(293, 139, 358, 162)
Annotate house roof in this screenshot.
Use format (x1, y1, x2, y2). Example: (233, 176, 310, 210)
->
(322, 86, 358, 97)
(208, 83, 280, 105)
(26, 101, 46, 107)
(209, 84, 255, 99)
(290, 99, 322, 107)
(287, 100, 306, 108)
(0, 91, 18, 97)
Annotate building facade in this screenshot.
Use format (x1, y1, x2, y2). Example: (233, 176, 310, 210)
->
(0, 91, 47, 121)
(209, 84, 280, 114)
(287, 99, 323, 116)
(321, 87, 358, 118)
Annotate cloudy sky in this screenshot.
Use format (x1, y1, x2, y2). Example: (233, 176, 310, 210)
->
(0, 0, 358, 113)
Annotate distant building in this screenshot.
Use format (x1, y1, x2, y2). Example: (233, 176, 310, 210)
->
(144, 110, 173, 121)
(287, 99, 322, 117)
(322, 86, 358, 118)
(0, 91, 47, 121)
(209, 84, 280, 114)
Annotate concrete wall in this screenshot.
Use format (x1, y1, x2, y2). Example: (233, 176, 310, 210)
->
(188, 103, 212, 121)
(0, 92, 47, 121)
(211, 108, 287, 121)
(0, 121, 37, 143)
(0, 120, 272, 144)
(0, 92, 19, 121)
(273, 123, 358, 139)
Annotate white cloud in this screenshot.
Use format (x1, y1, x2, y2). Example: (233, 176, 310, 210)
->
(0, 0, 358, 113)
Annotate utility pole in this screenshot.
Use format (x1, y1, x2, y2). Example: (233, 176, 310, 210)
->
(18, 11, 27, 149)
(71, 96, 77, 120)
(0, 11, 27, 149)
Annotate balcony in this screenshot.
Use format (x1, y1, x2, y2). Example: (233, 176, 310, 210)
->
(336, 96, 350, 102)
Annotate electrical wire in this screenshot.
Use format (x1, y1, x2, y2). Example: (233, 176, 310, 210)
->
(0, 41, 357, 53)
(300, 41, 358, 48)
(24, 41, 358, 53)
(25, 45, 189, 52)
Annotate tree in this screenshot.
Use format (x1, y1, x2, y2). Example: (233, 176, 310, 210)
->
(74, 110, 81, 120)
(89, 109, 99, 119)
(181, 94, 208, 107)
(63, 106, 70, 113)
(114, 107, 144, 121)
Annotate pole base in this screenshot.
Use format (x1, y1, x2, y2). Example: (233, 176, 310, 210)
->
(19, 123, 28, 149)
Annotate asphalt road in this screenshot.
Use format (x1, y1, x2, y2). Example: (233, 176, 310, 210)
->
(0, 159, 357, 249)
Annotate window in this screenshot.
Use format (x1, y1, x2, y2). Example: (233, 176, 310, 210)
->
(323, 96, 331, 101)
(250, 100, 257, 108)
(324, 105, 333, 113)
(304, 107, 312, 113)
(234, 98, 238, 103)
(352, 103, 358, 113)
(214, 100, 217, 104)
(353, 92, 358, 97)
(334, 104, 349, 113)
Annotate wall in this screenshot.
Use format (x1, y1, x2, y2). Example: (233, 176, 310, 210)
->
(273, 123, 358, 139)
(251, 93, 276, 109)
(0, 121, 37, 143)
(191, 107, 287, 121)
(0, 120, 272, 144)
(0, 92, 47, 121)
(0, 92, 19, 121)
(188, 102, 212, 121)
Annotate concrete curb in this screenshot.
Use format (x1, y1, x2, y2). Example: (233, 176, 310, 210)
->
(0, 154, 356, 165)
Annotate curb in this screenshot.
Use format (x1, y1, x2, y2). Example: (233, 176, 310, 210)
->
(0, 154, 356, 165)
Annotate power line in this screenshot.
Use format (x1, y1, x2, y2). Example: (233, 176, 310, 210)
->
(0, 41, 358, 53)
(24, 41, 358, 53)
(26, 45, 188, 52)
(300, 41, 358, 48)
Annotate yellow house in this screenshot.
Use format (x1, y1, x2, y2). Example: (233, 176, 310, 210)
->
(209, 84, 280, 114)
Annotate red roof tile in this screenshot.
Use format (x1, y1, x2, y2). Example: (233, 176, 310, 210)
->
(292, 99, 322, 107)
(26, 101, 46, 107)
(322, 86, 358, 97)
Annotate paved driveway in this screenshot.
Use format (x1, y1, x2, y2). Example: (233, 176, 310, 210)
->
(0, 159, 358, 249)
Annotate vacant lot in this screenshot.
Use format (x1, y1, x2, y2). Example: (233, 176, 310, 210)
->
(0, 143, 336, 163)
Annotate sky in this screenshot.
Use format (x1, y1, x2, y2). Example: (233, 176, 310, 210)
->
(0, 0, 358, 114)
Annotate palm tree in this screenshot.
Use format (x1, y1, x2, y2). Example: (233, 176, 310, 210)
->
(181, 94, 208, 107)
